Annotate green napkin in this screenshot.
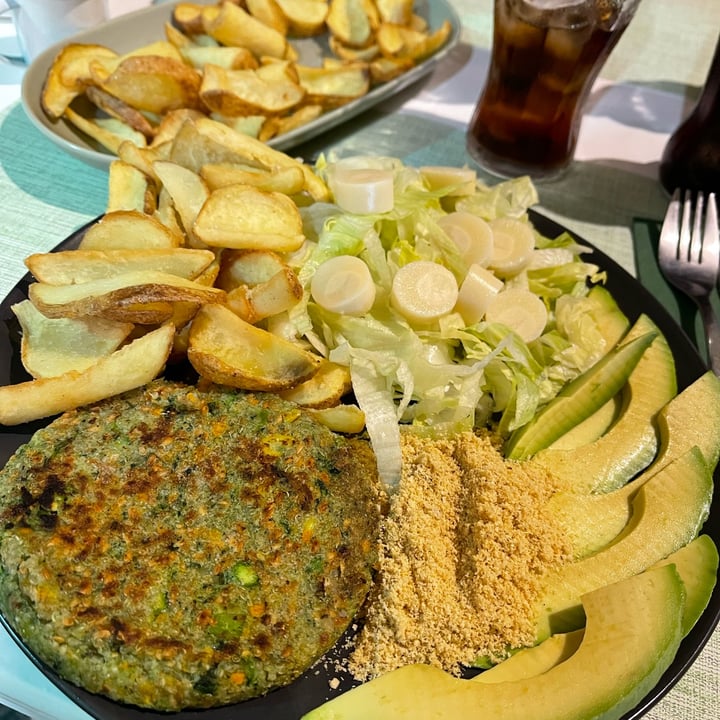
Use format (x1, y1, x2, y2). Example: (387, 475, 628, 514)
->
(632, 217, 720, 365)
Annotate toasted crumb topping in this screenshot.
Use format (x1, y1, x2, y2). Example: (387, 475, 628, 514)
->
(348, 430, 571, 679)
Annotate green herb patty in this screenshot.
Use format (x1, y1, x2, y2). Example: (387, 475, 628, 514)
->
(0, 380, 381, 710)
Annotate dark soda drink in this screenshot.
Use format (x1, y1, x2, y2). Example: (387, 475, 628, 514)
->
(467, 0, 641, 179)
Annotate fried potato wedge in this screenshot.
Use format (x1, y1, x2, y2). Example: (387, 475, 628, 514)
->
(375, 0, 414, 24)
(275, 0, 329, 36)
(200, 62, 305, 116)
(369, 55, 413, 83)
(193, 184, 305, 251)
(152, 160, 210, 244)
(79, 210, 183, 250)
(42, 43, 118, 119)
(28, 270, 225, 319)
(327, 0, 373, 47)
(202, 2, 290, 59)
(116, 141, 163, 184)
(64, 107, 147, 154)
(26, 248, 215, 285)
(258, 104, 323, 141)
(152, 108, 208, 147)
(278, 360, 352, 408)
(192, 117, 329, 201)
(307, 403, 365, 433)
(200, 162, 306, 194)
(172, 2, 206, 34)
(328, 36, 380, 62)
(376, 19, 453, 60)
(181, 44, 258, 71)
(226, 266, 302, 323)
(188, 303, 320, 391)
(106, 159, 157, 214)
(296, 63, 370, 107)
(85, 85, 156, 139)
(216, 248, 288, 289)
(97, 55, 202, 115)
(246, 0, 289, 35)
(13, 299, 134, 379)
(0, 323, 174, 426)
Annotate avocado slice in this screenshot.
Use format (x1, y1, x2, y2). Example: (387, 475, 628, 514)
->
(546, 371, 720, 559)
(504, 324, 656, 460)
(534, 446, 711, 641)
(476, 535, 717, 686)
(533, 314, 677, 493)
(302, 564, 684, 720)
(473, 629, 584, 684)
(651, 534, 719, 636)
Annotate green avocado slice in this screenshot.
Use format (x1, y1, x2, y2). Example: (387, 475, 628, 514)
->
(533, 314, 677, 493)
(534, 446, 711, 641)
(302, 564, 684, 720)
(504, 324, 656, 460)
(545, 371, 720, 559)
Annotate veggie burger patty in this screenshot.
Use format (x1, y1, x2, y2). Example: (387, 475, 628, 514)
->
(0, 380, 381, 710)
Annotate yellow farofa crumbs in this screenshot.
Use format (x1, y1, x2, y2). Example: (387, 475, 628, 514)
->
(348, 430, 571, 680)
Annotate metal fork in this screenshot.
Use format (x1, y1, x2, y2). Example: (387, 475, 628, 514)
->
(658, 189, 720, 375)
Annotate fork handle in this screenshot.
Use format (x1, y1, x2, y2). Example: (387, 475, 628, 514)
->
(698, 299, 720, 376)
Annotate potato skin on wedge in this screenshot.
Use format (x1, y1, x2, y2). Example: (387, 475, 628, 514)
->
(188, 303, 321, 391)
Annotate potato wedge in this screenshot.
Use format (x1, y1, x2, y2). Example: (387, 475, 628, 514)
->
(117, 141, 163, 184)
(211, 114, 266, 139)
(278, 360, 352, 408)
(0, 324, 175, 426)
(13, 299, 134, 379)
(307, 403, 366, 433)
(326, 0, 373, 48)
(181, 44, 258, 70)
(172, 2, 207, 34)
(193, 184, 305, 252)
(202, 2, 291, 59)
(274, 0, 328, 36)
(258, 104, 324, 142)
(106, 160, 157, 214)
(97, 55, 202, 115)
(199, 62, 305, 116)
(192, 117, 329, 201)
(328, 36, 380, 62)
(216, 248, 288, 290)
(200, 162, 306, 194)
(296, 63, 370, 107)
(246, 0, 289, 35)
(227, 266, 302, 323)
(376, 19, 452, 61)
(375, 0, 414, 24)
(369, 55, 414, 83)
(63, 107, 147, 154)
(41, 43, 118, 119)
(28, 270, 225, 319)
(152, 108, 208, 147)
(188, 303, 320, 391)
(152, 160, 210, 244)
(79, 210, 183, 250)
(26, 248, 215, 285)
(85, 85, 156, 139)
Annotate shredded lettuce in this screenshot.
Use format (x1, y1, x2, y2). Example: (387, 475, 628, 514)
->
(290, 157, 608, 488)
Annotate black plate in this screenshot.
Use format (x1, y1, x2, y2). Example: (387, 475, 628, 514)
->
(0, 211, 718, 720)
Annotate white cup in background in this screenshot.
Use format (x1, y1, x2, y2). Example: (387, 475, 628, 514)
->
(0, 0, 107, 63)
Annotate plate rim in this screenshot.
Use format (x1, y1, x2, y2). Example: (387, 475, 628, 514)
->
(0, 209, 717, 720)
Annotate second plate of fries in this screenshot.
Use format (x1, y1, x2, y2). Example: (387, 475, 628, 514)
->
(21, 0, 460, 170)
